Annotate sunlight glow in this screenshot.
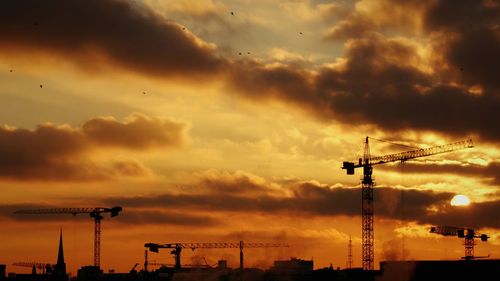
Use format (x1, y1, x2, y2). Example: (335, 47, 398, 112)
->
(450, 194, 471, 206)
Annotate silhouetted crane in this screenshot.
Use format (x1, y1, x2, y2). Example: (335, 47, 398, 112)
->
(14, 206, 122, 268)
(342, 137, 473, 270)
(144, 241, 288, 270)
(430, 225, 489, 260)
(12, 262, 54, 274)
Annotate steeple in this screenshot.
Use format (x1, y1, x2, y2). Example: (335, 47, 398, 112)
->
(54, 228, 66, 276)
(57, 229, 64, 265)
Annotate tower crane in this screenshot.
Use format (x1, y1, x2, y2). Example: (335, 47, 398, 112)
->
(430, 225, 489, 260)
(342, 137, 473, 270)
(12, 262, 54, 274)
(14, 206, 122, 268)
(144, 241, 288, 270)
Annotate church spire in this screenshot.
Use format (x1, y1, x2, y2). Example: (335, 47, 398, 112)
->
(57, 229, 64, 264)
(54, 228, 66, 276)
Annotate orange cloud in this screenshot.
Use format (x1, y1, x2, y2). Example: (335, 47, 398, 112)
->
(1, 0, 499, 143)
(0, 113, 188, 181)
(3, 168, 493, 228)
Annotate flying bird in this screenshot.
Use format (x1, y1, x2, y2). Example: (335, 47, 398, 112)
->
(299, 32, 303, 35)
(239, 52, 242, 55)
(230, 11, 234, 16)
(39, 84, 43, 88)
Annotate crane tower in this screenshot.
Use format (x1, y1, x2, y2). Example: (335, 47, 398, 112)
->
(342, 137, 473, 270)
(14, 206, 122, 268)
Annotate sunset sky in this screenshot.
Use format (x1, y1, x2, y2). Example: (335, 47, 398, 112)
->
(0, 0, 499, 275)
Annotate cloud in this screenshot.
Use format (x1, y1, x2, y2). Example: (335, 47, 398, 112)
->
(83, 113, 188, 150)
(228, 34, 500, 142)
(112, 209, 220, 226)
(4, 170, 498, 229)
(323, 0, 428, 40)
(0, 0, 225, 77)
(149, 0, 229, 24)
(1, 0, 499, 143)
(0, 113, 187, 180)
(106, 183, 498, 228)
(424, 0, 500, 90)
(324, 15, 374, 40)
(380, 161, 500, 185)
(424, 200, 500, 229)
(0, 204, 219, 227)
(322, 0, 500, 90)
(101, 170, 499, 229)
(194, 169, 279, 195)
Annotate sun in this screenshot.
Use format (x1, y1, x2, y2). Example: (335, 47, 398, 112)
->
(450, 194, 471, 206)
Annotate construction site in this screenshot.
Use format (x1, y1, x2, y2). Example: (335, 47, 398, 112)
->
(1, 137, 498, 281)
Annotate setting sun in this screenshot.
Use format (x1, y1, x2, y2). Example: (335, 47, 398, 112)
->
(450, 194, 471, 206)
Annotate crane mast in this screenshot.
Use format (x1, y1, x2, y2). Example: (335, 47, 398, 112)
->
(145, 241, 288, 270)
(14, 206, 122, 268)
(342, 137, 473, 270)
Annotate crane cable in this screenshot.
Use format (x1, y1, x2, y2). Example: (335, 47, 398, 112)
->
(368, 137, 420, 150)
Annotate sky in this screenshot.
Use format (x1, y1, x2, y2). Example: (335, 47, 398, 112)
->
(0, 0, 499, 275)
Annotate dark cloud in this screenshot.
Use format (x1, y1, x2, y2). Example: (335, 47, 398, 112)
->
(424, 200, 500, 229)
(380, 161, 500, 185)
(1, 0, 499, 143)
(230, 34, 500, 142)
(0, 113, 186, 180)
(119, 188, 496, 229)
(83, 113, 187, 150)
(105, 183, 498, 228)
(4, 170, 498, 229)
(425, 0, 500, 91)
(99, 170, 499, 229)
(424, 0, 499, 32)
(0, 0, 225, 77)
(319, 1, 500, 141)
(101, 172, 499, 227)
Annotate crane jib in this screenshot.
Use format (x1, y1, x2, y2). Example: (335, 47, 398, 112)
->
(342, 138, 473, 174)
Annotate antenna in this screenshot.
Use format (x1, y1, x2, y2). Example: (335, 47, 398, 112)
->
(347, 236, 353, 269)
